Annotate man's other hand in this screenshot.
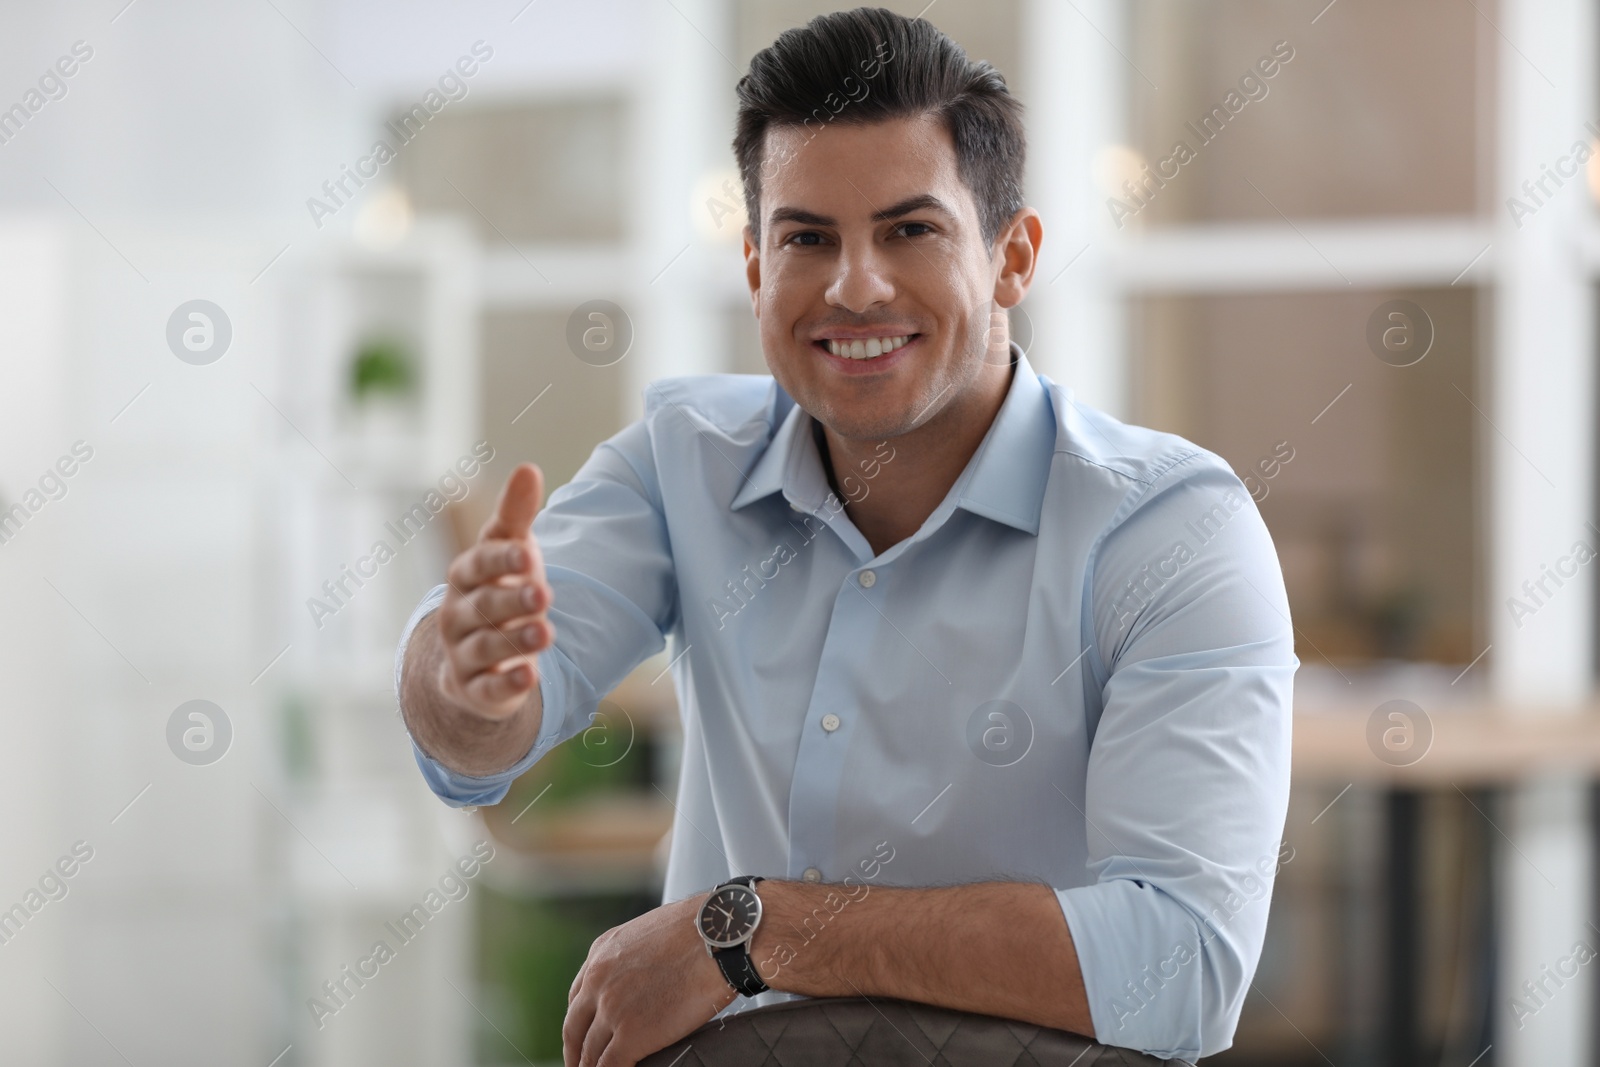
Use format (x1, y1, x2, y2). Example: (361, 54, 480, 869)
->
(564, 894, 736, 1067)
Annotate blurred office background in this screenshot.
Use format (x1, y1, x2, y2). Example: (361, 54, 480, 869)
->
(0, 0, 1594, 1063)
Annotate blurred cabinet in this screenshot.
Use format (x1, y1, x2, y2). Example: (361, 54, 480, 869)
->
(1130, 286, 1483, 666)
(1124, 0, 1489, 227)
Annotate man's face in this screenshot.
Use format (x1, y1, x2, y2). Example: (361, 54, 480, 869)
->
(743, 113, 1015, 442)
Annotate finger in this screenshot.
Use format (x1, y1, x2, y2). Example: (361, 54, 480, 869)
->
(595, 1033, 633, 1067)
(451, 620, 551, 677)
(480, 463, 545, 544)
(446, 540, 535, 592)
(440, 581, 551, 643)
(580, 1018, 615, 1067)
(459, 660, 538, 707)
(562, 994, 598, 1067)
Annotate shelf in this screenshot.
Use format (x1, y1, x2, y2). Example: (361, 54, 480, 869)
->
(1294, 704, 1600, 784)
(479, 790, 673, 896)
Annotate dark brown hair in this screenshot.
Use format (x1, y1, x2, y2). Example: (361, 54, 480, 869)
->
(733, 7, 1026, 248)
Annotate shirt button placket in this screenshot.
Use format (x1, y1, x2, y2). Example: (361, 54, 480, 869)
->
(790, 562, 878, 886)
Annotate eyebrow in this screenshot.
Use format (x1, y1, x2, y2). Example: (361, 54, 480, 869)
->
(767, 193, 957, 229)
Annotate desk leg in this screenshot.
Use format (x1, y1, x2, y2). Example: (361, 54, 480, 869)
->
(1385, 789, 1420, 1067)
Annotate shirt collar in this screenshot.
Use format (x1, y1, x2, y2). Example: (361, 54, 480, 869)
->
(730, 341, 1056, 536)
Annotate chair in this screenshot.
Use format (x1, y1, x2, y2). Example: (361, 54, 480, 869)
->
(638, 995, 1183, 1066)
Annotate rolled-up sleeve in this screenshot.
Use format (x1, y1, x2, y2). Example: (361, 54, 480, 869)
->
(1055, 450, 1297, 1061)
(393, 418, 680, 807)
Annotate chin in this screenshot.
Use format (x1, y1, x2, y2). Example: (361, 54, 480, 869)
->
(772, 361, 914, 439)
(809, 403, 909, 442)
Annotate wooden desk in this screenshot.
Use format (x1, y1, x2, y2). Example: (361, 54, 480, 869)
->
(1294, 705, 1600, 785)
(1292, 704, 1600, 1065)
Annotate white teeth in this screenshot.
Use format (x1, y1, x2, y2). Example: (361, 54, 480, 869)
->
(825, 335, 911, 359)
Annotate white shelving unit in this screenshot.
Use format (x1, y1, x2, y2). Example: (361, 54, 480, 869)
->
(264, 217, 485, 1067)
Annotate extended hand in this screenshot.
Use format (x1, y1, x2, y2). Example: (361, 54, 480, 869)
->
(435, 463, 555, 718)
(563, 894, 738, 1067)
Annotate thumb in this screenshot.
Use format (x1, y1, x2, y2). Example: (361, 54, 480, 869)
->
(480, 463, 544, 543)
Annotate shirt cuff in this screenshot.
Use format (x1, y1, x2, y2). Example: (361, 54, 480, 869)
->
(394, 583, 573, 808)
(1055, 880, 1210, 1062)
(407, 656, 566, 807)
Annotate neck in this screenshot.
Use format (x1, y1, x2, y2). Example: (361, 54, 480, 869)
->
(821, 352, 1016, 557)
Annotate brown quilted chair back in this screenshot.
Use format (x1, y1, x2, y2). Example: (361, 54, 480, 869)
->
(638, 996, 1182, 1067)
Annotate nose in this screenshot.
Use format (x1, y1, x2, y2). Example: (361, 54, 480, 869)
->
(824, 238, 895, 314)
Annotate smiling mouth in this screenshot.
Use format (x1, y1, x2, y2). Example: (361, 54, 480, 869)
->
(817, 334, 918, 361)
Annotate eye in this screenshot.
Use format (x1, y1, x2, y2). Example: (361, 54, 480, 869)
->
(783, 231, 826, 247)
(894, 221, 934, 238)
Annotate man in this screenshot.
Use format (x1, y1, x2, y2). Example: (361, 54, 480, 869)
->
(396, 8, 1296, 1066)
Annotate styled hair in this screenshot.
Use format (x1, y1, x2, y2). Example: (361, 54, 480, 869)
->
(733, 6, 1026, 248)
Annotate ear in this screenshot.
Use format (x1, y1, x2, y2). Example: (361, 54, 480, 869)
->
(992, 207, 1043, 310)
(742, 224, 761, 318)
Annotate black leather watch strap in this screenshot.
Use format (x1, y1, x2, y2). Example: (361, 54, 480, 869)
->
(712, 876, 768, 996)
(714, 943, 769, 996)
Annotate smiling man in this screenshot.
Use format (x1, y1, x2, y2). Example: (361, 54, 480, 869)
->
(396, 8, 1296, 1067)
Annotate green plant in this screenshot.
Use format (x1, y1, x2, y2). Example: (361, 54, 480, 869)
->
(348, 336, 416, 402)
(279, 691, 316, 782)
(1370, 583, 1429, 660)
(476, 887, 659, 1063)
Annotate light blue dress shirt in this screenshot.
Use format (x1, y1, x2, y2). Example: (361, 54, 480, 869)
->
(395, 343, 1297, 1060)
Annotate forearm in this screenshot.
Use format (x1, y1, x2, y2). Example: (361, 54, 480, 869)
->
(747, 879, 1093, 1037)
(399, 611, 544, 777)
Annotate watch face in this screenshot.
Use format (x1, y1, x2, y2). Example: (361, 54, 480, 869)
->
(699, 884, 762, 948)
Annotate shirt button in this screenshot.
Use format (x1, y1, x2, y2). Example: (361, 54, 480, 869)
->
(802, 867, 822, 882)
(858, 569, 877, 588)
(821, 713, 841, 732)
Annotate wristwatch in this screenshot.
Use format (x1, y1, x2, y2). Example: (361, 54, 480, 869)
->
(695, 875, 769, 996)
